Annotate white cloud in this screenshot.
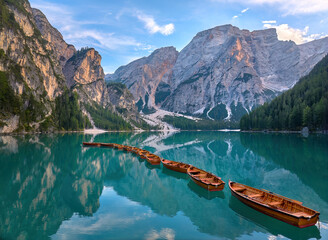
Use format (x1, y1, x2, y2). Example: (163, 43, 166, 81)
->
(232, 7, 249, 19)
(212, 0, 328, 15)
(136, 12, 175, 35)
(66, 31, 141, 50)
(145, 228, 175, 240)
(241, 8, 249, 13)
(262, 20, 277, 24)
(263, 23, 327, 44)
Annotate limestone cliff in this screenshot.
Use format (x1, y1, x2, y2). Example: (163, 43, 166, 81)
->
(0, 0, 137, 133)
(163, 25, 328, 120)
(32, 8, 76, 67)
(0, 0, 66, 132)
(63, 48, 138, 120)
(108, 47, 178, 112)
(111, 25, 328, 121)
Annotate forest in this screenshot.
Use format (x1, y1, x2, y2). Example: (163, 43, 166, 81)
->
(84, 103, 132, 131)
(240, 54, 328, 131)
(163, 115, 239, 130)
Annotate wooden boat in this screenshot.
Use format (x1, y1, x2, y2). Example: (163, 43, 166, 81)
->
(161, 159, 191, 173)
(125, 146, 138, 152)
(187, 166, 225, 191)
(135, 149, 150, 159)
(229, 181, 320, 228)
(112, 144, 124, 150)
(82, 142, 101, 147)
(100, 143, 114, 148)
(122, 145, 132, 151)
(144, 153, 161, 165)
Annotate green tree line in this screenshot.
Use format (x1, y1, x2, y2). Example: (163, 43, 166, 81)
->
(163, 115, 239, 130)
(240, 54, 328, 131)
(84, 103, 132, 131)
(54, 90, 88, 130)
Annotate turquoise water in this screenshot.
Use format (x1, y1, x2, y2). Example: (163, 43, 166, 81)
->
(0, 132, 327, 240)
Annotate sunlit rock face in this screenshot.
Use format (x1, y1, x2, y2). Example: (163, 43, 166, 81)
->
(0, 0, 137, 133)
(162, 24, 328, 120)
(108, 47, 179, 112)
(0, 1, 66, 102)
(112, 24, 328, 120)
(32, 8, 76, 67)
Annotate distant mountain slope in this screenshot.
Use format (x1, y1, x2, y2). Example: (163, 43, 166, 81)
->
(240, 54, 328, 131)
(108, 47, 178, 113)
(111, 25, 328, 121)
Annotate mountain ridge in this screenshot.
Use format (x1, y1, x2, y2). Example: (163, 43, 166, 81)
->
(0, 0, 140, 133)
(109, 24, 328, 121)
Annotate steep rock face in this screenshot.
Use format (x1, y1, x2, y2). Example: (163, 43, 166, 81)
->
(32, 8, 76, 67)
(107, 83, 137, 119)
(0, 0, 138, 133)
(162, 25, 328, 120)
(63, 48, 104, 88)
(63, 48, 108, 104)
(63, 48, 138, 118)
(0, 2, 65, 101)
(0, 0, 67, 133)
(112, 24, 328, 121)
(109, 47, 178, 111)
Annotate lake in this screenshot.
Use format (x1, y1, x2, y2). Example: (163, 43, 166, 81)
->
(0, 131, 327, 240)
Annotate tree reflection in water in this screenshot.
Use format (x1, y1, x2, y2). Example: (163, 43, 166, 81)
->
(0, 132, 326, 239)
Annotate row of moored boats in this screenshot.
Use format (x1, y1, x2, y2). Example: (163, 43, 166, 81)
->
(83, 142, 320, 228)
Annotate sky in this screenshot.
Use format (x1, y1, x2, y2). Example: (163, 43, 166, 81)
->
(29, 0, 328, 74)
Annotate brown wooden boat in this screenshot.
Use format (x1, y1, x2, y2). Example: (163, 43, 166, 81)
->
(112, 144, 123, 149)
(144, 153, 161, 165)
(125, 146, 138, 152)
(122, 145, 132, 151)
(229, 181, 320, 228)
(135, 149, 150, 159)
(83, 142, 102, 147)
(100, 143, 114, 148)
(187, 166, 225, 191)
(161, 159, 191, 173)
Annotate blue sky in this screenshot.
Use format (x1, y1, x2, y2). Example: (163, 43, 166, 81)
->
(29, 0, 328, 74)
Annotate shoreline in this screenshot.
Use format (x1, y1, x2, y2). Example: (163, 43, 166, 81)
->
(0, 128, 242, 136)
(1, 129, 327, 136)
(240, 130, 328, 134)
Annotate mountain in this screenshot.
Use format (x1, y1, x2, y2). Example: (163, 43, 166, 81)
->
(110, 24, 328, 121)
(240, 54, 328, 131)
(0, 0, 139, 133)
(108, 47, 179, 113)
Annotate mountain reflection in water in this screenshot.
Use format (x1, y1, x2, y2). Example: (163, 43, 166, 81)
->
(0, 132, 327, 240)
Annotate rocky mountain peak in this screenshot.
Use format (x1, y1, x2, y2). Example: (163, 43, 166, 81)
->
(63, 48, 104, 88)
(112, 24, 328, 121)
(110, 46, 179, 112)
(31, 8, 76, 67)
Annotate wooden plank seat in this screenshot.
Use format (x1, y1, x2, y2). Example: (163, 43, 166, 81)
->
(268, 201, 283, 207)
(248, 193, 263, 198)
(234, 187, 246, 192)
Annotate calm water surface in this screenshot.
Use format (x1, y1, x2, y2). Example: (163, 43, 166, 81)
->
(0, 132, 327, 240)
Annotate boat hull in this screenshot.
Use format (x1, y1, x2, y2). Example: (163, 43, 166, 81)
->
(161, 160, 190, 173)
(83, 142, 101, 147)
(145, 155, 161, 165)
(163, 164, 188, 173)
(229, 183, 319, 228)
(190, 177, 225, 191)
(100, 143, 114, 148)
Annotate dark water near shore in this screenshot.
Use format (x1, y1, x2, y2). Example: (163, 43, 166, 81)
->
(0, 132, 327, 240)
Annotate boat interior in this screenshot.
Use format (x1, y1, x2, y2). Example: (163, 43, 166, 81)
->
(231, 182, 316, 217)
